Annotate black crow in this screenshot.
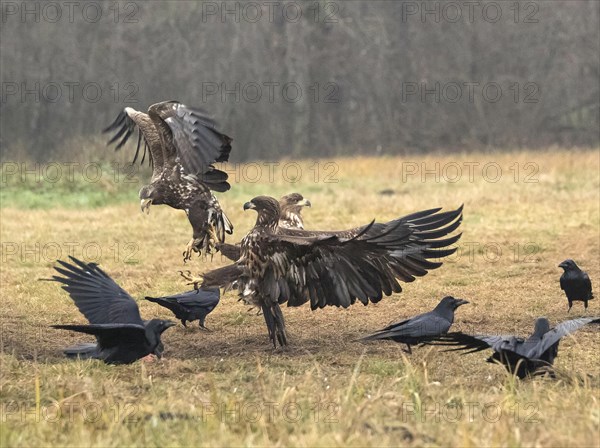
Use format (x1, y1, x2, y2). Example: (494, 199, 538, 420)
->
(63, 320, 167, 360)
(46, 257, 175, 365)
(559, 259, 594, 311)
(144, 288, 220, 329)
(359, 296, 469, 353)
(430, 317, 600, 378)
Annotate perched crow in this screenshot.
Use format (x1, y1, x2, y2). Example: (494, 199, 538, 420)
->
(144, 288, 220, 329)
(359, 296, 469, 353)
(46, 257, 176, 365)
(559, 259, 594, 311)
(429, 317, 600, 378)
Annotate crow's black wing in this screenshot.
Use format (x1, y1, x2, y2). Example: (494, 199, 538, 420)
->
(425, 332, 518, 354)
(51, 324, 147, 349)
(175, 288, 220, 308)
(361, 313, 452, 341)
(46, 257, 144, 326)
(583, 272, 593, 297)
(145, 288, 219, 312)
(529, 317, 600, 358)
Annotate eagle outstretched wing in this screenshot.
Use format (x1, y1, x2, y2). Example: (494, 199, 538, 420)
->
(204, 204, 462, 310)
(262, 206, 462, 309)
(148, 101, 232, 182)
(103, 107, 164, 181)
(104, 101, 233, 191)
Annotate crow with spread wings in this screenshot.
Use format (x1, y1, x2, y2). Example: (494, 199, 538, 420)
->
(45, 257, 176, 364)
(183, 196, 463, 348)
(427, 317, 600, 378)
(104, 101, 233, 262)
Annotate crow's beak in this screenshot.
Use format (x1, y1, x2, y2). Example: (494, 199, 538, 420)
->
(456, 299, 469, 307)
(243, 201, 255, 211)
(298, 198, 311, 207)
(140, 198, 152, 214)
(165, 321, 177, 329)
(558, 262, 567, 269)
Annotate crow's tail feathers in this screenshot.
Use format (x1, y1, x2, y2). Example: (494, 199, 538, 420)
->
(63, 343, 98, 360)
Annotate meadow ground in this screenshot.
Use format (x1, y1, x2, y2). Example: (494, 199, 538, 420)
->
(0, 148, 599, 447)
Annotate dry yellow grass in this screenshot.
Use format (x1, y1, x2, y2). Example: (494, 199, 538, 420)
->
(1, 149, 599, 447)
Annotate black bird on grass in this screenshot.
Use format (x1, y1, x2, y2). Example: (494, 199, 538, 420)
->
(45, 257, 175, 365)
(359, 296, 469, 353)
(62, 320, 168, 360)
(429, 317, 600, 379)
(559, 259, 594, 311)
(144, 288, 220, 329)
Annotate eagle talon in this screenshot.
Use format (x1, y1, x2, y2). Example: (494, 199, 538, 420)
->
(183, 239, 199, 263)
(178, 270, 193, 281)
(178, 270, 202, 290)
(206, 225, 220, 255)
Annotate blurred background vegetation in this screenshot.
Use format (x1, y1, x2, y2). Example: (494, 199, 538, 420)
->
(1, 0, 598, 163)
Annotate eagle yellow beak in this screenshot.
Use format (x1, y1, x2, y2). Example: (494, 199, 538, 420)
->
(140, 198, 152, 214)
(297, 198, 311, 207)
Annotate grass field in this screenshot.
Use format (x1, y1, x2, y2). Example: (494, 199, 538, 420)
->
(1, 148, 599, 447)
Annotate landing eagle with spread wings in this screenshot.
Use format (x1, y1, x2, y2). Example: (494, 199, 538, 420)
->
(184, 196, 463, 347)
(104, 101, 233, 261)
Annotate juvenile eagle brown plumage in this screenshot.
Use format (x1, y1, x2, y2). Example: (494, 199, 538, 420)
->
(215, 193, 312, 262)
(185, 196, 463, 348)
(104, 101, 233, 261)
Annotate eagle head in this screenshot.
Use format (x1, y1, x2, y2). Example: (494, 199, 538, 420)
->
(280, 193, 311, 211)
(244, 196, 280, 229)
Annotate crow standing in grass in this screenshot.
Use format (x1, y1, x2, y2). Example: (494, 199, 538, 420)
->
(428, 317, 600, 379)
(145, 288, 220, 329)
(184, 196, 463, 348)
(359, 296, 469, 353)
(46, 257, 175, 365)
(559, 259, 594, 311)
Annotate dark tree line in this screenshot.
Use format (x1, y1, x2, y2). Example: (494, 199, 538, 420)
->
(1, 0, 598, 162)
